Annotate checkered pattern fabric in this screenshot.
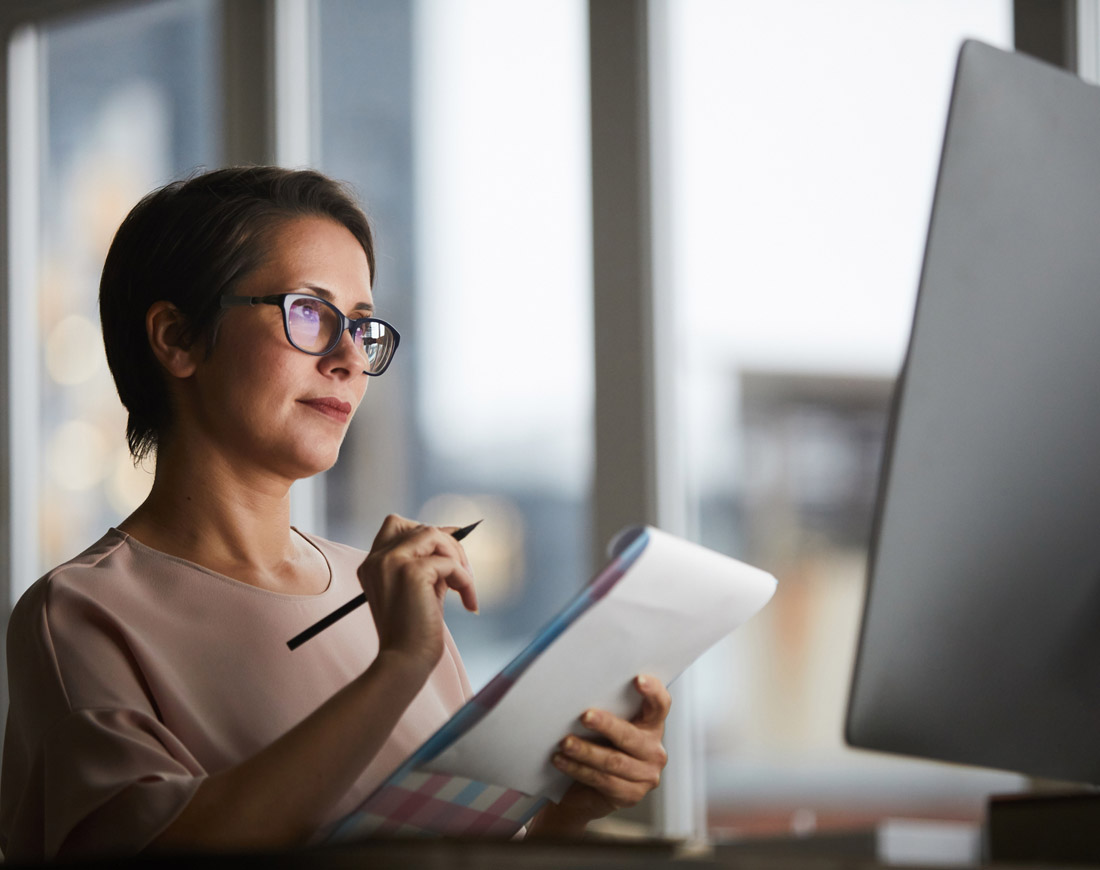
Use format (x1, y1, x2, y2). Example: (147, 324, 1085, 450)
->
(329, 770, 545, 839)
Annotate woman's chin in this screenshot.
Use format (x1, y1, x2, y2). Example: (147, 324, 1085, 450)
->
(283, 443, 344, 481)
(301, 455, 342, 479)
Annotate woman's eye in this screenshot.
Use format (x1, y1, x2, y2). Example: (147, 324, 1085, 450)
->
(290, 299, 327, 322)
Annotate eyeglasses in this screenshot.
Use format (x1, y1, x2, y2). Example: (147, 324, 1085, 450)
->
(219, 292, 400, 376)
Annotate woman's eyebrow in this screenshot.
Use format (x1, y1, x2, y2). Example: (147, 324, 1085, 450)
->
(300, 283, 374, 314)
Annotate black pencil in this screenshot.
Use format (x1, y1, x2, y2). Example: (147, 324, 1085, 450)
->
(286, 520, 482, 650)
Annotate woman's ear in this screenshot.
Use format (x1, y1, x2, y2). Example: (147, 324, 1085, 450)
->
(146, 301, 199, 378)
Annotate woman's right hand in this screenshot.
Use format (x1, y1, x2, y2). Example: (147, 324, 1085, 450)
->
(357, 514, 478, 675)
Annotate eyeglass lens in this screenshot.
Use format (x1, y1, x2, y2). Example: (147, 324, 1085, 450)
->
(285, 296, 395, 373)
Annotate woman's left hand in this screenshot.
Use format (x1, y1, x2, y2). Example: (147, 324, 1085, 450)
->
(528, 674, 671, 836)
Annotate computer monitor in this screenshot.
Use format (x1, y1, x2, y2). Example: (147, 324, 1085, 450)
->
(845, 40, 1100, 786)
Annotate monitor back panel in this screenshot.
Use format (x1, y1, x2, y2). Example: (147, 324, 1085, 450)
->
(846, 40, 1100, 784)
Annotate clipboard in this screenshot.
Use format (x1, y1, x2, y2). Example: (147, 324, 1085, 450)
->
(324, 526, 777, 841)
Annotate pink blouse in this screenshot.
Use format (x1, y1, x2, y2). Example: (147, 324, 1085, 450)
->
(0, 529, 472, 861)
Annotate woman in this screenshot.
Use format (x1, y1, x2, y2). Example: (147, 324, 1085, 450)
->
(0, 167, 669, 860)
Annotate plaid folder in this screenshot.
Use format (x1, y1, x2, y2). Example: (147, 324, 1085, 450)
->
(329, 770, 546, 839)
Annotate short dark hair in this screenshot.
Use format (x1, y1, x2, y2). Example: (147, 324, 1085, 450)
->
(99, 166, 375, 462)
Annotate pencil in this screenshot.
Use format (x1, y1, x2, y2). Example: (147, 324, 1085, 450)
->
(286, 520, 482, 650)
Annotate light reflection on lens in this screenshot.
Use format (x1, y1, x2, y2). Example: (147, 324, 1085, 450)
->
(289, 298, 326, 350)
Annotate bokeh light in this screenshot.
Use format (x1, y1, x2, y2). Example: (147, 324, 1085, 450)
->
(47, 420, 108, 491)
(45, 313, 104, 386)
(418, 492, 526, 608)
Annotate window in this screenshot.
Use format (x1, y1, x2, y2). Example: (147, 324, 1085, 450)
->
(12, 0, 221, 596)
(662, 0, 1022, 834)
(316, 0, 593, 686)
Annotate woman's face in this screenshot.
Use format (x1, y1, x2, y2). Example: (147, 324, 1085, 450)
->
(184, 215, 375, 483)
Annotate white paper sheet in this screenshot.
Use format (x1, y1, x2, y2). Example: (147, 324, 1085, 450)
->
(421, 527, 777, 801)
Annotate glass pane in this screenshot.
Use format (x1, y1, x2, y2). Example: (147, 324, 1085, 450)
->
(317, 0, 592, 686)
(35, 0, 222, 580)
(665, 1, 1022, 835)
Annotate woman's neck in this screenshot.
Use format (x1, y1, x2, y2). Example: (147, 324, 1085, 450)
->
(118, 439, 327, 595)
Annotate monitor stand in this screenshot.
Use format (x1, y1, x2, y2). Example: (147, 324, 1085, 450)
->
(988, 790, 1100, 863)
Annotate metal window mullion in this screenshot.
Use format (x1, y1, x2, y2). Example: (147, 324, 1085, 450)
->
(0, 21, 42, 746)
(273, 0, 317, 168)
(590, 0, 656, 559)
(1078, 0, 1100, 82)
(646, 0, 707, 843)
(589, 0, 702, 840)
(7, 25, 41, 606)
(269, 0, 324, 534)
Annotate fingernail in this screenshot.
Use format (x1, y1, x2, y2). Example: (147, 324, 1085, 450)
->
(636, 675, 648, 690)
(552, 754, 567, 768)
(581, 710, 596, 727)
(561, 736, 575, 752)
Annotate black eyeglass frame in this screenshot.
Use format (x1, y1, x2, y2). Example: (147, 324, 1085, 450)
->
(219, 292, 401, 376)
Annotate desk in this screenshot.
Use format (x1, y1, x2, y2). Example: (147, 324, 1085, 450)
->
(11, 836, 1088, 870)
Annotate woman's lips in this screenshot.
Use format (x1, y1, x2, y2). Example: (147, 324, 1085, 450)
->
(300, 397, 353, 423)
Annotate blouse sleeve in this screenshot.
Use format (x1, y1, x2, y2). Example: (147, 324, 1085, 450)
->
(0, 580, 205, 861)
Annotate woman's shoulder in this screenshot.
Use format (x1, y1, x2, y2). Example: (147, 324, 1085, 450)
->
(10, 526, 231, 650)
(6, 531, 143, 710)
(38, 528, 130, 578)
(11, 530, 132, 623)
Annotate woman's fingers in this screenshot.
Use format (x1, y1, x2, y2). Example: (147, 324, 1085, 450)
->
(370, 513, 421, 550)
(393, 525, 478, 613)
(555, 710, 668, 783)
(549, 675, 672, 813)
(388, 554, 474, 594)
(359, 515, 479, 666)
(368, 517, 477, 608)
(372, 516, 472, 568)
(551, 752, 654, 808)
(414, 555, 476, 613)
(570, 681, 671, 763)
(554, 734, 662, 786)
(632, 674, 673, 729)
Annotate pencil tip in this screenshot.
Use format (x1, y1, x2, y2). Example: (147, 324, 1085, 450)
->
(452, 519, 483, 541)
